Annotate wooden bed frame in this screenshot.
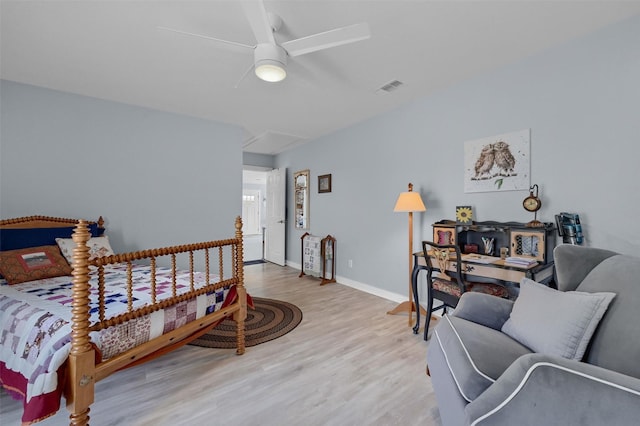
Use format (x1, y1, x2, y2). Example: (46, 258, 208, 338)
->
(0, 215, 247, 426)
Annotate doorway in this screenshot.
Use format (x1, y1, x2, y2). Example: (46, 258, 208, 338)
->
(242, 167, 287, 266)
(242, 169, 267, 262)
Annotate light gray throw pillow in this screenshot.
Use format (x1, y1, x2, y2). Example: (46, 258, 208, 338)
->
(502, 278, 615, 360)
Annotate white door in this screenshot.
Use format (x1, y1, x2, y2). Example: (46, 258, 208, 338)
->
(265, 168, 286, 266)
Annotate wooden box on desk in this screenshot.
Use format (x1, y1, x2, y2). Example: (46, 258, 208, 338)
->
(432, 222, 458, 246)
(510, 227, 554, 264)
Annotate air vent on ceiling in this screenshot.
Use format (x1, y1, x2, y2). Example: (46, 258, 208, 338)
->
(376, 79, 404, 93)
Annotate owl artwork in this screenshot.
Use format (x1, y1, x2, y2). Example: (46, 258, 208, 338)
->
(473, 143, 494, 179)
(464, 128, 530, 193)
(494, 141, 516, 176)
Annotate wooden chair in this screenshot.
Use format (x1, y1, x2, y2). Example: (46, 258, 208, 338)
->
(421, 241, 509, 340)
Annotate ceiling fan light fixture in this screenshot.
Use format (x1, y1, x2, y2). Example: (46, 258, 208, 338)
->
(255, 60, 287, 82)
(254, 43, 287, 82)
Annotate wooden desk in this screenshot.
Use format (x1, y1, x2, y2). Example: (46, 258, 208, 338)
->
(410, 251, 554, 335)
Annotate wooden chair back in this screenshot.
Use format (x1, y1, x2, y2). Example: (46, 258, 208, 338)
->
(421, 241, 466, 305)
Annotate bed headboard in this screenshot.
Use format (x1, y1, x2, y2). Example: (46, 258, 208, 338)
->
(0, 215, 104, 251)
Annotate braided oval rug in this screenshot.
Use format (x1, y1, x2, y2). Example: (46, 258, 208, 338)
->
(189, 297, 303, 349)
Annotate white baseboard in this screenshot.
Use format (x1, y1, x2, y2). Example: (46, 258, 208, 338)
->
(286, 260, 443, 318)
(286, 260, 406, 303)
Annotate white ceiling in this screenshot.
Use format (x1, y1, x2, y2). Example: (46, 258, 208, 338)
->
(2, 1, 640, 155)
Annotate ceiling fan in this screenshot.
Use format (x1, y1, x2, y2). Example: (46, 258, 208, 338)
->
(158, 0, 370, 85)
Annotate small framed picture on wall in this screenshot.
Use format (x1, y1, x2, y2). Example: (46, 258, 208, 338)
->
(318, 174, 332, 193)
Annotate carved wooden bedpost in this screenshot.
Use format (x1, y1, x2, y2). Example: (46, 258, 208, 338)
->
(233, 216, 247, 355)
(67, 220, 95, 426)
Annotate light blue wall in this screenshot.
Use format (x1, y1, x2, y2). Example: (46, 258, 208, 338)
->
(243, 152, 275, 169)
(276, 15, 640, 298)
(0, 80, 244, 253)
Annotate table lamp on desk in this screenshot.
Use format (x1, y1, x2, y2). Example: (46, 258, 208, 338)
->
(389, 182, 427, 326)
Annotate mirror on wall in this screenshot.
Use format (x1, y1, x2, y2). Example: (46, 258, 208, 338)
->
(294, 169, 310, 229)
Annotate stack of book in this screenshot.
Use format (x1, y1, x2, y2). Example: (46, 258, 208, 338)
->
(504, 256, 538, 267)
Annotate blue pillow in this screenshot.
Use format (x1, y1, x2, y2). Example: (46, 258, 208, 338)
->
(0, 223, 101, 251)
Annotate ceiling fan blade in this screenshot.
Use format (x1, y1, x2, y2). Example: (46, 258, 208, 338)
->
(234, 62, 256, 89)
(241, 0, 275, 45)
(281, 22, 370, 57)
(158, 26, 254, 54)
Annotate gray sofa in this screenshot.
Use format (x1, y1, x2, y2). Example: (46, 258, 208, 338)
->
(427, 244, 640, 426)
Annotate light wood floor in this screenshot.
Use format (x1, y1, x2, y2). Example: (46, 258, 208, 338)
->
(1, 263, 441, 426)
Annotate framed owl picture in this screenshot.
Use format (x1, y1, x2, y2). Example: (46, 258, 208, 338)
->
(464, 128, 530, 193)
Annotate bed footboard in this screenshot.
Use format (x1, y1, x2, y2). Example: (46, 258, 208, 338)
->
(65, 217, 246, 426)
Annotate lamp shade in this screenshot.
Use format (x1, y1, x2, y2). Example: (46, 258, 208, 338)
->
(394, 183, 426, 212)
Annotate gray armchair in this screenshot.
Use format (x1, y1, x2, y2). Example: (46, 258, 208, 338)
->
(427, 245, 640, 425)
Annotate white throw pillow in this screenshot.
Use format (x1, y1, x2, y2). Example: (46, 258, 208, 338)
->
(502, 278, 615, 360)
(56, 236, 115, 265)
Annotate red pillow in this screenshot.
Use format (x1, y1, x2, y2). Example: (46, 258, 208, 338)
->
(0, 245, 72, 285)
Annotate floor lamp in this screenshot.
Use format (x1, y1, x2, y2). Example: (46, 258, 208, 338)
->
(388, 183, 427, 327)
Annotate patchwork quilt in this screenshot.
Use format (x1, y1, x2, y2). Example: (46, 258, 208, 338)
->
(0, 264, 232, 424)
(302, 235, 322, 277)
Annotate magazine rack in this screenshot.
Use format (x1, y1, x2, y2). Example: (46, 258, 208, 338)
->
(299, 232, 336, 285)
